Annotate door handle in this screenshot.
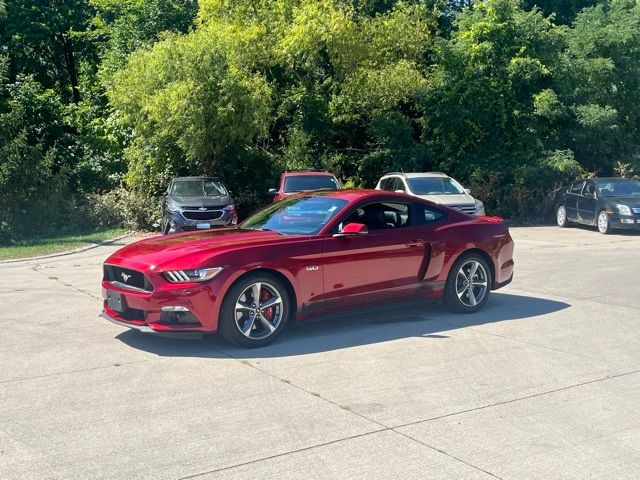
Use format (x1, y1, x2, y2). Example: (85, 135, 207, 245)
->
(406, 240, 424, 248)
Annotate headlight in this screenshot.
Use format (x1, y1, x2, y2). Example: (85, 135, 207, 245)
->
(617, 204, 632, 216)
(223, 203, 236, 211)
(475, 200, 485, 215)
(163, 267, 223, 283)
(166, 203, 182, 213)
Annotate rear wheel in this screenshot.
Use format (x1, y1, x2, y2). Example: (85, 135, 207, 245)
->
(556, 206, 569, 227)
(597, 210, 612, 234)
(218, 273, 290, 347)
(444, 253, 491, 313)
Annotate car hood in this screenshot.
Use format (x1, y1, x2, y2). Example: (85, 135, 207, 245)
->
(602, 196, 640, 208)
(106, 228, 299, 271)
(166, 195, 233, 207)
(415, 193, 476, 206)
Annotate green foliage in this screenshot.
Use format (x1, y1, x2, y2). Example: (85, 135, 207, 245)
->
(86, 186, 161, 230)
(3, 0, 640, 239)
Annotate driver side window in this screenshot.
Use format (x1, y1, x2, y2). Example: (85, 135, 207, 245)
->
(338, 202, 410, 231)
(583, 181, 596, 196)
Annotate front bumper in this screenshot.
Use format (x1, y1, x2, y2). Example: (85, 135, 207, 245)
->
(100, 273, 227, 333)
(165, 208, 237, 232)
(610, 216, 640, 230)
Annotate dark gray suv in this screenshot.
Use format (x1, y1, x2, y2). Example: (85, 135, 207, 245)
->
(161, 177, 237, 234)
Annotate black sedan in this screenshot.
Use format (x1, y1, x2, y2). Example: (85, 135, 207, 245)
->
(556, 178, 640, 234)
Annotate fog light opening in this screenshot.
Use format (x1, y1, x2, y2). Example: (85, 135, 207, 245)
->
(160, 309, 201, 326)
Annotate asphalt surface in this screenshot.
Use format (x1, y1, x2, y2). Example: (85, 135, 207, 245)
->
(1, 226, 640, 479)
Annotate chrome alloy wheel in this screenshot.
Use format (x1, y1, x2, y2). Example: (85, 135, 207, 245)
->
(557, 206, 567, 227)
(597, 211, 610, 234)
(234, 282, 283, 340)
(455, 260, 488, 307)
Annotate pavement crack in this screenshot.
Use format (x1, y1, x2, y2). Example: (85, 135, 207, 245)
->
(175, 429, 388, 480)
(213, 351, 504, 479)
(0, 360, 147, 385)
(31, 264, 101, 300)
(391, 429, 504, 479)
(392, 368, 640, 430)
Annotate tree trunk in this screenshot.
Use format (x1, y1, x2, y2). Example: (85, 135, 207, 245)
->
(62, 34, 80, 104)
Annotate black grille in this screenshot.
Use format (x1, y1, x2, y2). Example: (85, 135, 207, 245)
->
(118, 305, 147, 321)
(104, 265, 153, 292)
(182, 210, 223, 221)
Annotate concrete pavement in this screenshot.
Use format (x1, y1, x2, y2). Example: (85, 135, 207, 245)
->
(1, 226, 639, 479)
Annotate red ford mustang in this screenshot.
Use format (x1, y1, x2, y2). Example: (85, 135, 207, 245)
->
(101, 190, 514, 347)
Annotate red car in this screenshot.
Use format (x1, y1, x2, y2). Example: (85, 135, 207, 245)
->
(268, 170, 341, 202)
(101, 190, 514, 347)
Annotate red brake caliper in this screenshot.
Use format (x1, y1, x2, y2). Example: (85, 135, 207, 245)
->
(261, 289, 274, 320)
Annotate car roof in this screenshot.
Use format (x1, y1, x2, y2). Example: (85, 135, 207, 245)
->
(382, 172, 450, 179)
(281, 170, 335, 177)
(293, 188, 412, 202)
(172, 176, 221, 182)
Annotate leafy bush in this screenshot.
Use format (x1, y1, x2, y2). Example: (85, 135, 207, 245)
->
(86, 187, 161, 231)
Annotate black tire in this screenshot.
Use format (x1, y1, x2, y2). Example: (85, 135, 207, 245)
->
(218, 272, 291, 347)
(556, 205, 569, 228)
(161, 216, 171, 235)
(444, 253, 492, 313)
(597, 210, 612, 234)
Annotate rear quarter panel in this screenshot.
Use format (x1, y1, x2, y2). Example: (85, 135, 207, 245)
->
(436, 217, 514, 289)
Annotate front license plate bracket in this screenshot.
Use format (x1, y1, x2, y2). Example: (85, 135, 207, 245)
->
(106, 291, 125, 312)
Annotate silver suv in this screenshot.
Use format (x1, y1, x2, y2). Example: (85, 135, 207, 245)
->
(375, 172, 485, 216)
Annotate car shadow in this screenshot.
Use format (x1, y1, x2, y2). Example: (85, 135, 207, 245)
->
(115, 292, 570, 359)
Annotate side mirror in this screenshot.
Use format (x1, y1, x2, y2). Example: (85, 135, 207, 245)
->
(268, 188, 277, 195)
(464, 188, 471, 195)
(394, 189, 405, 194)
(333, 223, 368, 238)
(584, 192, 594, 199)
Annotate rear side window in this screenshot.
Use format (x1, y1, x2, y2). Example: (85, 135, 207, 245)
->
(283, 175, 339, 193)
(569, 182, 584, 194)
(413, 203, 445, 224)
(380, 177, 396, 191)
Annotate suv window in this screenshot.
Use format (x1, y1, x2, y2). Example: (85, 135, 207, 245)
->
(413, 203, 445, 224)
(380, 177, 396, 191)
(569, 181, 584, 194)
(391, 178, 405, 192)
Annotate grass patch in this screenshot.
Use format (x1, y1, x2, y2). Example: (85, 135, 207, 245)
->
(0, 228, 129, 261)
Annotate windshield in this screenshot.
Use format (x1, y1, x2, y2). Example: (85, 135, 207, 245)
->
(407, 177, 465, 195)
(170, 180, 228, 197)
(597, 179, 640, 197)
(283, 175, 340, 193)
(241, 196, 348, 235)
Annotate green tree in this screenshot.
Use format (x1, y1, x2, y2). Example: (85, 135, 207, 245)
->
(3, 0, 95, 103)
(558, 0, 640, 173)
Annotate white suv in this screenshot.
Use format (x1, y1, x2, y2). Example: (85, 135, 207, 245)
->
(375, 172, 485, 216)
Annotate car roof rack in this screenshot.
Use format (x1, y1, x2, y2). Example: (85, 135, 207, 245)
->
(284, 168, 328, 172)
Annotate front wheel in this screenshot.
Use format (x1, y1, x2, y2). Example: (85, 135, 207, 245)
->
(597, 210, 612, 234)
(218, 273, 291, 347)
(557, 206, 569, 228)
(444, 254, 492, 313)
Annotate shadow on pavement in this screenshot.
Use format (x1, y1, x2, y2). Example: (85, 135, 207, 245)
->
(116, 292, 570, 359)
